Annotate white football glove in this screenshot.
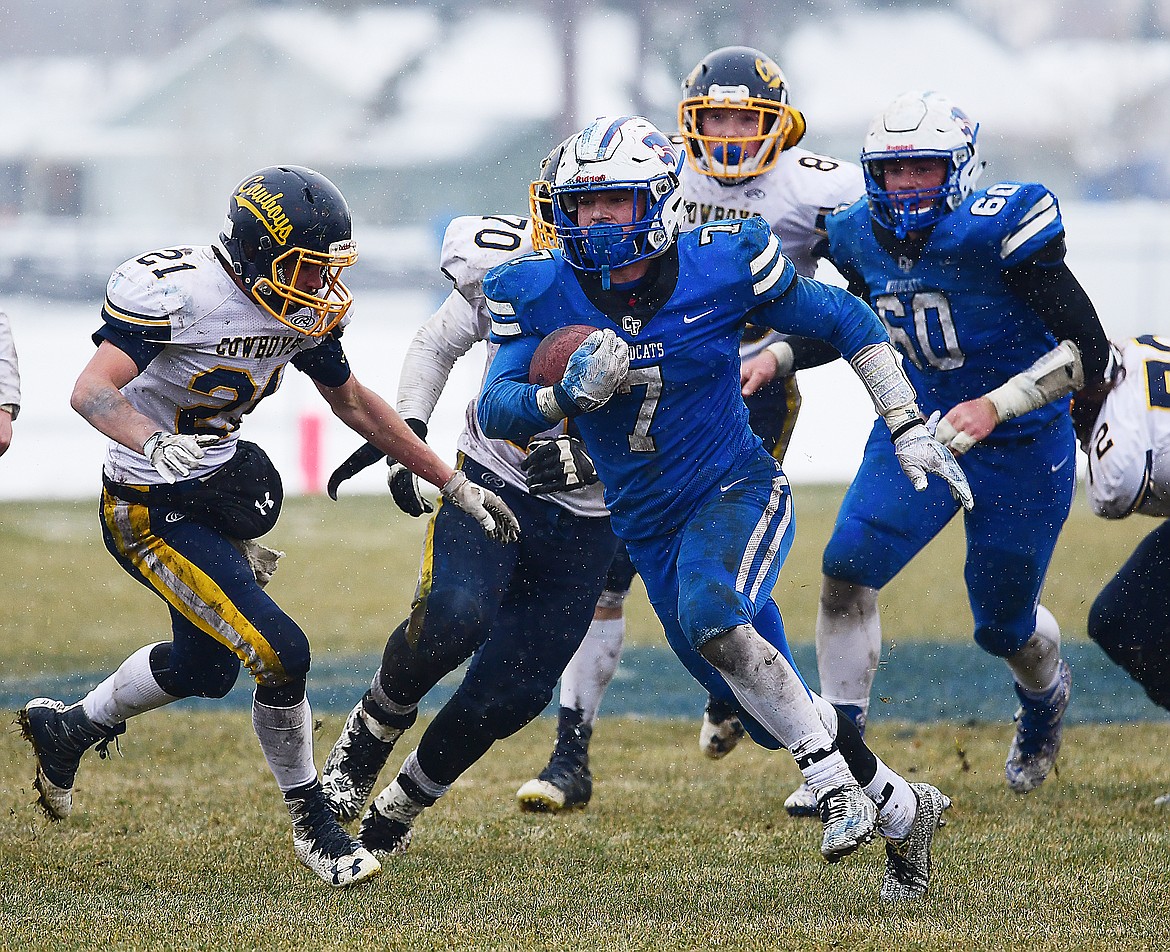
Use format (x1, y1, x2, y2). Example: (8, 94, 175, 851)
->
(441, 471, 520, 544)
(894, 417, 974, 511)
(143, 431, 220, 483)
(561, 329, 629, 413)
(230, 538, 285, 588)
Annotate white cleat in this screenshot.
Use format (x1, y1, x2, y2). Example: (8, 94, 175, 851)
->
(783, 781, 819, 818)
(817, 783, 877, 863)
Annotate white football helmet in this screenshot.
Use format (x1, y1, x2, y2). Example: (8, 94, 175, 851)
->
(861, 91, 984, 238)
(551, 115, 687, 286)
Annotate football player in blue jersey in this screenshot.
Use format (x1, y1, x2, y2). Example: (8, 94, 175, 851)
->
(753, 92, 1114, 815)
(17, 165, 518, 888)
(478, 114, 971, 900)
(1078, 335, 1170, 805)
(517, 46, 866, 813)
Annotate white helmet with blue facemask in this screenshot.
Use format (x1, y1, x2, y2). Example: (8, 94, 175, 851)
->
(862, 91, 985, 239)
(551, 115, 687, 289)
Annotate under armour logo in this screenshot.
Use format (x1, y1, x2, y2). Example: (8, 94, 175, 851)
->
(255, 492, 275, 514)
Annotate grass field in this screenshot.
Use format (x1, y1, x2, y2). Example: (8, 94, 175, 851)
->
(2, 488, 1168, 950)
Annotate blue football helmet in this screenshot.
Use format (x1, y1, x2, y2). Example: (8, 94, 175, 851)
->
(550, 115, 687, 287)
(862, 91, 984, 239)
(219, 165, 357, 336)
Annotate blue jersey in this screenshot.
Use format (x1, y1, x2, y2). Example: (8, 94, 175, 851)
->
(478, 216, 888, 542)
(828, 182, 1067, 443)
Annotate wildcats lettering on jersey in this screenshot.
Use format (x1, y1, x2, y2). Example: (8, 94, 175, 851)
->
(629, 341, 665, 362)
(216, 334, 303, 359)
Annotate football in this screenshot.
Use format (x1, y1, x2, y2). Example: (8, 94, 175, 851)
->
(528, 324, 597, 386)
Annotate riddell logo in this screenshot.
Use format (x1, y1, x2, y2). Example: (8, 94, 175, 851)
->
(571, 175, 608, 183)
(234, 176, 294, 246)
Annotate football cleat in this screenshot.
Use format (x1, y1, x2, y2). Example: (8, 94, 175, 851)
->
(699, 696, 745, 759)
(358, 778, 431, 859)
(1154, 792, 1170, 807)
(517, 756, 592, 813)
(880, 782, 951, 902)
(286, 781, 381, 888)
(1005, 659, 1071, 794)
(18, 697, 125, 821)
(817, 783, 878, 862)
(321, 694, 412, 823)
(783, 781, 819, 818)
(517, 708, 592, 813)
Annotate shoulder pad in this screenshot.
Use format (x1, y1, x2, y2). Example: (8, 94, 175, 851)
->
(440, 215, 535, 302)
(965, 182, 1064, 266)
(679, 215, 795, 303)
(482, 253, 560, 341)
(101, 252, 187, 344)
(782, 148, 866, 207)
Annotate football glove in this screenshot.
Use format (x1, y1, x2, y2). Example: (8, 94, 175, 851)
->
(143, 431, 219, 483)
(327, 442, 386, 500)
(523, 434, 599, 495)
(388, 461, 434, 517)
(895, 416, 974, 511)
(386, 419, 433, 517)
(561, 329, 629, 413)
(441, 471, 520, 544)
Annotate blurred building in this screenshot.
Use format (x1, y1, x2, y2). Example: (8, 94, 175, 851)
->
(0, 2, 1168, 296)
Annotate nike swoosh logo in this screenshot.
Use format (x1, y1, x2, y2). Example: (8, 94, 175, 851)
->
(683, 308, 716, 324)
(1051, 456, 1070, 473)
(720, 476, 749, 492)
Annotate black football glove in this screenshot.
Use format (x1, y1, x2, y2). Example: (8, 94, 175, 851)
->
(327, 442, 386, 500)
(522, 434, 599, 495)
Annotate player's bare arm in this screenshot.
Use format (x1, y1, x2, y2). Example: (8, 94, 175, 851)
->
(71, 340, 167, 454)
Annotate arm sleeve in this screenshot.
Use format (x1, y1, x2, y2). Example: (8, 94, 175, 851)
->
(396, 290, 483, 423)
(789, 335, 844, 372)
(477, 334, 550, 443)
(753, 273, 889, 362)
(1002, 238, 1112, 383)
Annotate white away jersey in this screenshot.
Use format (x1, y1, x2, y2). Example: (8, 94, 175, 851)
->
(397, 214, 607, 517)
(98, 244, 343, 484)
(1085, 335, 1170, 518)
(680, 145, 863, 279)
